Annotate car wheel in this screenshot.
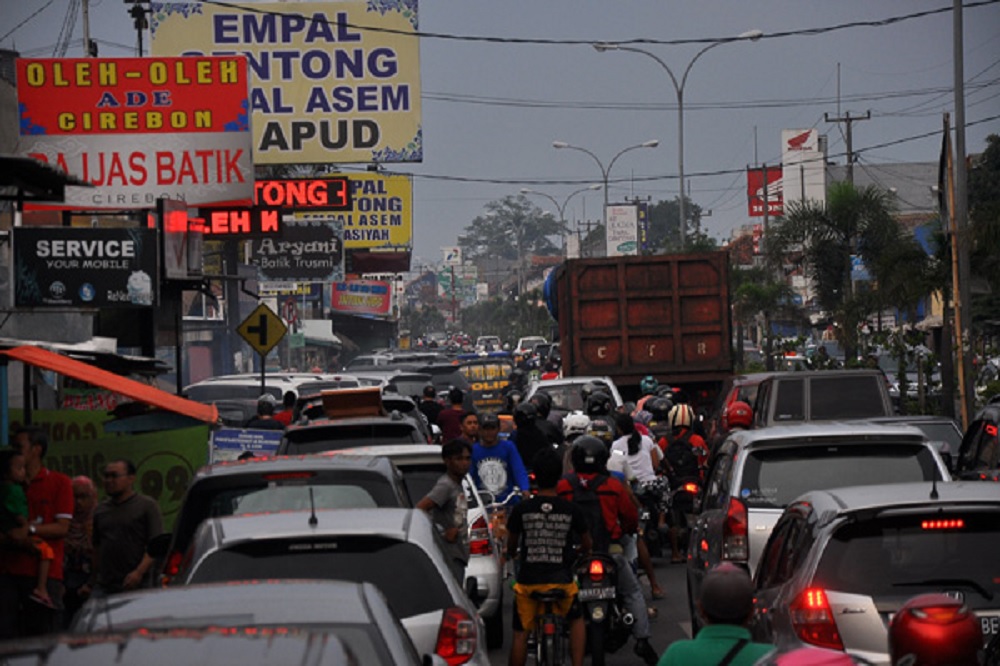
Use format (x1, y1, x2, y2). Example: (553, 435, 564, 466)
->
(485, 589, 504, 650)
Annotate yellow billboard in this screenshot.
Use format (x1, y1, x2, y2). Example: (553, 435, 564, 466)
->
(150, 2, 421, 165)
(294, 172, 412, 249)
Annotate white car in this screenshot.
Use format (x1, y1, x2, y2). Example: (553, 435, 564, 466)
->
(340, 444, 506, 651)
(524, 375, 624, 418)
(514, 336, 547, 356)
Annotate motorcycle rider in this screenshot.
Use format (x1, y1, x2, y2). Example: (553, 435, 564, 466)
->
(556, 436, 659, 665)
(529, 391, 565, 449)
(506, 449, 591, 666)
(636, 375, 659, 412)
(511, 402, 550, 474)
(661, 403, 706, 563)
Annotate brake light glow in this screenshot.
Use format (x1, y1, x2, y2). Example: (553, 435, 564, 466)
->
(682, 482, 699, 494)
(468, 515, 492, 556)
(790, 588, 843, 650)
(164, 551, 183, 577)
(434, 606, 477, 665)
(723, 498, 748, 561)
(911, 604, 969, 623)
(589, 559, 605, 583)
(921, 519, 965, 530)
(261, 472, 316, 481)
(986, 423, 998, 436)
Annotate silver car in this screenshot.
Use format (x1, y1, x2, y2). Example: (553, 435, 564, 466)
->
(524, 375, 624, 418)
(71, 580, 440, 665)
(686, 422, 951, 633)
(170, 508, 489, 666)
(751, 481, 1000, 663)
(341, 445, 505, 650)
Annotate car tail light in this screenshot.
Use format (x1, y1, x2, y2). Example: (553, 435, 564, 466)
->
(435, 606, 477, 665)
(723, 498, 748, 561)
(262, 472, 316, 481)
(468, 515, 491, 556)
(790, 588, 843, 650)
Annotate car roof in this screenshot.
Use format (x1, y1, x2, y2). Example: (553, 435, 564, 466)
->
(761, 369, 885, 379)
(192, 453, 400, 480)
(792, 481, 1000, 526)
(333, 444, 444, 464)
(726, 421, 928, 447)
(286, 414, 418, 430)
(74, 580, 386, 631)
(205, 508, 432, 545)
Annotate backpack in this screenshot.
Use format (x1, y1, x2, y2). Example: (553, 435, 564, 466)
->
(566, 473, 613, 553)
(663, 430, 700, 482)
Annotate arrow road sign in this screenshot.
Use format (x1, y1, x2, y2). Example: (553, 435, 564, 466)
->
(237, 303, 287, 356)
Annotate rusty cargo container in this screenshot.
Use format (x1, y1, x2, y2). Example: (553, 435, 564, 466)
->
(552, 251, 732, 406)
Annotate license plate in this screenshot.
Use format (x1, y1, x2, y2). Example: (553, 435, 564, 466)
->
(982, 613, 1000, 644)
(577, 586, 615, 602)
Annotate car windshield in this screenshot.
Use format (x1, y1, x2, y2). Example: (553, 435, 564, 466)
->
(537, 381, 613, 413)
(187, 385, 284, 402)
(190, 537, 453, 619)
(813, 511, 1000, 604)
(773, 375, 888, 421)
(740, 444, 940, 508)
(283, 424, 422, 453)
(911, 422, 962, 449)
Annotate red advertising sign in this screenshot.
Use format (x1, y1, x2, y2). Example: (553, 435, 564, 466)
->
(254, 178, 351, 210)
(331, 280, 391, 316)
(17, 56, 253, 210)
(17, 57, 248, 135)
(747, 166, 784, 217)
(196, 207, 283, 237)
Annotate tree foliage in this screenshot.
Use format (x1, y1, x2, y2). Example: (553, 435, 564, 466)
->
(968, 133, 1000, 325)
(646, 196, 705, 253)
(457, 195, 564, 262)
(459, 294, 554, 342)
(399, 304, 447, 339)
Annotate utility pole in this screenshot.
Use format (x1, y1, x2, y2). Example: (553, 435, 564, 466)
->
(953, 0, 974, 429)
(824, 110, 870, 185)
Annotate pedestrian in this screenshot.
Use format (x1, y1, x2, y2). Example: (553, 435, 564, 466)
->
(418, 384, 444, 427)
(273, 390, 297, 426)
(416, 439, 471, 578)
(62, 475, 97, 627)
(506, 449, 591, 666)
(435, 388, 467, 442)
(0, 448, 55, 609)
(657, 563, 772, 665)
(458, 411, 479, 445)
(90, 459, 163, 595)
(0, 426, 73, 638)
(244, 395, 285, 430)
(470, 413, 529, 503)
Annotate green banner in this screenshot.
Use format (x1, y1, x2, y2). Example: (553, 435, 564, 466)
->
(10, 411, 209, 531)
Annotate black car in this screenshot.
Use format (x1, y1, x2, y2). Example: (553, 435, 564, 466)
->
(954, 397, 1000, 481)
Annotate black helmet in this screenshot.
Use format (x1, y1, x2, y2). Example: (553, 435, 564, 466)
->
(585, 391, 612, 417)
(503, 390, 523, 413)
(510, 368, 528, 388)
(514, 402, 538, 428)
(530, 391, 553, 419)
(571, 435, 610, 474)
(580, 380, 603, 402)
(647, 396, 673, 422)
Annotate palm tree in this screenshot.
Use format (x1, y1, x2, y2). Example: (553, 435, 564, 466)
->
(766, 181, 920, 362)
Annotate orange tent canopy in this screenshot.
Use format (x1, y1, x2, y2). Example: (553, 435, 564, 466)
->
(2, 345, 218, 424)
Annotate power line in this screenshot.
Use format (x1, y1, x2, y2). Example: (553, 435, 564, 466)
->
(0, 0, 55, 43)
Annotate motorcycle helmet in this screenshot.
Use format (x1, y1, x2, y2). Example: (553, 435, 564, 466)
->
(579, 380, 603, 403)
(656, 384, 675, 398)
(889, 593, 983, 666)
(502, 390, 523, 413)
(530, 391, 553, 419)
(639, 375, 659, 395)
(647, 397, 673, 423)
(586, 391, 612, 418)
(585, 417, 615, 446)
(725, 400, 753, 430)
(570, 435, 610, 474)
(667, 403, 695, 430)
(513, 402, 538, 429)
(509, 367, 528, 390)
(563, 411, 590, 441)
(256, 394, 278, 416)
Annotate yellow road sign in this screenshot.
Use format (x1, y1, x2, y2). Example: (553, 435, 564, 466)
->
(237, 303, 287, 356)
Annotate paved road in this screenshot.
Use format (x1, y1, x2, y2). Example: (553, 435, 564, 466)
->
(487, 552, 693, 665)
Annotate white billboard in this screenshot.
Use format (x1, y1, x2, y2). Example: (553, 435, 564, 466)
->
(782, 129, 827, 207)
(605, 205, 639, 257)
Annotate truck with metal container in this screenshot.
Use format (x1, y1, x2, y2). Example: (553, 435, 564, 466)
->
(545, 251, 733, 409)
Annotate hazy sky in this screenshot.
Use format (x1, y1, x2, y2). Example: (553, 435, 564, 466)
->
(5, 1, 1000, 268)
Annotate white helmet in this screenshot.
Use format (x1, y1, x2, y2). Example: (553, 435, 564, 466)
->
(667, 403, 695, 430)
(563, 411, 591, 440)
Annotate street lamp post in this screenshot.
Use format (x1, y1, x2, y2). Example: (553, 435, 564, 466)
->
(594, 30, 762, 250)
(520, 184, 602, 254)
(551, 140, 659, 229)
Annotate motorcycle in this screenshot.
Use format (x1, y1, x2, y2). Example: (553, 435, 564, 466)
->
(573, 553, 632, 666)
(636, 478, 670, 559)
(666, 476, 703, 560)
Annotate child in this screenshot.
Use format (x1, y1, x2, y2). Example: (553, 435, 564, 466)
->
(0, 449, 55, 609)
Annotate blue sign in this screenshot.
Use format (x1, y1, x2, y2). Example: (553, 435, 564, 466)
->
(211, 428, 283, 462)
(851, 254, 871, 282)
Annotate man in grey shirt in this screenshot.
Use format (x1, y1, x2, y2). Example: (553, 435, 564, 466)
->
(89, 459, 162, 595)
(416, 439, 471, 575)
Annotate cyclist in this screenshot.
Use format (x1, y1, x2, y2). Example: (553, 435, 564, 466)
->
(506, 449, 591, 666)
(557, 436, 659, 665)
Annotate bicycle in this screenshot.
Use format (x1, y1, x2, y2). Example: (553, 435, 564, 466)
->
(485, 487, 521, 579)
(525, 587, 570, 666)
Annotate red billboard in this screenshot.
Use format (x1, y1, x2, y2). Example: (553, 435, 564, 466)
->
(331, 280, 392, 316)
(747, 166, 783, 217)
